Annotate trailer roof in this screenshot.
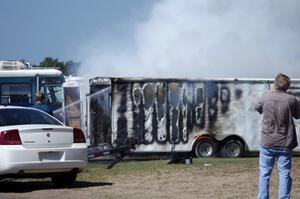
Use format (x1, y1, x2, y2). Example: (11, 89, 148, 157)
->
(90, 76, 300, 84)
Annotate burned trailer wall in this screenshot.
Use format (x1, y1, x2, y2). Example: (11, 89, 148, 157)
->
(111, 79, 284, 153)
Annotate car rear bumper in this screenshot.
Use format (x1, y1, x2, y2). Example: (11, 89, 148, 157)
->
(0, 144, 87, 175)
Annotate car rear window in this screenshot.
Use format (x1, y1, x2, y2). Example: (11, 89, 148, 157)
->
(0, 108, 62, 126)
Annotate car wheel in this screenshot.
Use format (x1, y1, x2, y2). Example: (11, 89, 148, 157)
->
(222, 139, 243, 158)
(51, 171, 77, 187)
(194, 139, 217, 158)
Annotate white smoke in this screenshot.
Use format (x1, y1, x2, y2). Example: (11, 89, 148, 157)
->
(78, 0, 300, 78)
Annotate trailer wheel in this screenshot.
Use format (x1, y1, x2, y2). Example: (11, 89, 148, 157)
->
(194, 139, 217, 158)
(221, 139, 243, 158)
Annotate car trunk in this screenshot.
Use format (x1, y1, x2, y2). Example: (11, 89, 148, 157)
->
(18, 125, 74, 148)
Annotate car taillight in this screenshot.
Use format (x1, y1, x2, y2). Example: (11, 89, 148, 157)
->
(0, 129, 22, 145)
(73, 128, 86, 143)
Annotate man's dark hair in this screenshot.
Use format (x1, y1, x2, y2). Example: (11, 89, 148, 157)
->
(274, 73, 291, 91)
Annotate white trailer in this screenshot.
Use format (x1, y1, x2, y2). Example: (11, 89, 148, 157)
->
(87, 77, 300, 158)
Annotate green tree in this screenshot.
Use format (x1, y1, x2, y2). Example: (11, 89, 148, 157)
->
(39, 57, 80, 75)
(39, 57, 64, 69)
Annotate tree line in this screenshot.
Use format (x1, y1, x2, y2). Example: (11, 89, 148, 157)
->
(31, 57, 80, 76)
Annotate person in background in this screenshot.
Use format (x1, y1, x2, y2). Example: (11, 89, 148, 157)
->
(32, 91, 53, 115)
(256, 73, 300, 199)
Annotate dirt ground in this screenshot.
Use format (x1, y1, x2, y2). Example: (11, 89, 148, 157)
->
(1, 157, 300, 199)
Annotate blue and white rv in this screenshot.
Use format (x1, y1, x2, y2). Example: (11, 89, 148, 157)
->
(0, 60, 64, 112)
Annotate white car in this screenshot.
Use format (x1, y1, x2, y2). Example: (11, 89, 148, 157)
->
(0, 106, 87, 187)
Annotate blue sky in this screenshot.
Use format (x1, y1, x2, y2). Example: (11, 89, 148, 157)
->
(0, 0, 156, 64)
(1, 0, 300, 78)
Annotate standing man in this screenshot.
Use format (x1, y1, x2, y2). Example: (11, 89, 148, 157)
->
(256, 73, 300, 199)
(32, 91, 53, 115)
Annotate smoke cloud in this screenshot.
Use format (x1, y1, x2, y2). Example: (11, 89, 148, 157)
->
(78, 0, 300, 78)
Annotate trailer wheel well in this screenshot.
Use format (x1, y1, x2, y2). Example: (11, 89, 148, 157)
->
(192, 134, 217, 149)
(192, 135, 219, 158)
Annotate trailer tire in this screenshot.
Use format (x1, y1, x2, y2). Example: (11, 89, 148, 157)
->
(221, 139, 243, 158)
(194, 139, 217, 158)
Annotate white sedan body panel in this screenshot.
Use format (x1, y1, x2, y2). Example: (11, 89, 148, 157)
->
(0, 124, 87, 175)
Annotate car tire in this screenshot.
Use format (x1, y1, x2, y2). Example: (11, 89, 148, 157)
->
(194, 139, 217, 158)
(51, 170, 77, 187)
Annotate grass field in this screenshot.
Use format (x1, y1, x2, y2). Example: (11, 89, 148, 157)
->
(80, 157, 259, 181)
(1, 157, 300, 199)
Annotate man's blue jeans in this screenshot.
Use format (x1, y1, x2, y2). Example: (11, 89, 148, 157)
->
(257, 147, 292, 199)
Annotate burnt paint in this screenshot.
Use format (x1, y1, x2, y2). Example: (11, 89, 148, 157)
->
(156, 82, 168, 143)
(131, 83, 145, 144)
(193, 84, 205, 129)
(235, 88, 243, 100)
(115, 83, 129, 145)
(143, 83, 157, 144)
(220, 86, 230, 113)
(169, 83, 181, 144)
(206, 81, 218, 127)
(179, 87, 187, 143)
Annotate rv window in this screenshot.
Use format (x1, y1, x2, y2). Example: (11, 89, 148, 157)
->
(40, 77, 63, 84)
(42, 85, 63, 111)
(1, 84, 32, 104)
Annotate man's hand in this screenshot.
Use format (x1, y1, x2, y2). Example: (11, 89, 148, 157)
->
(268, 84, 276, 95)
